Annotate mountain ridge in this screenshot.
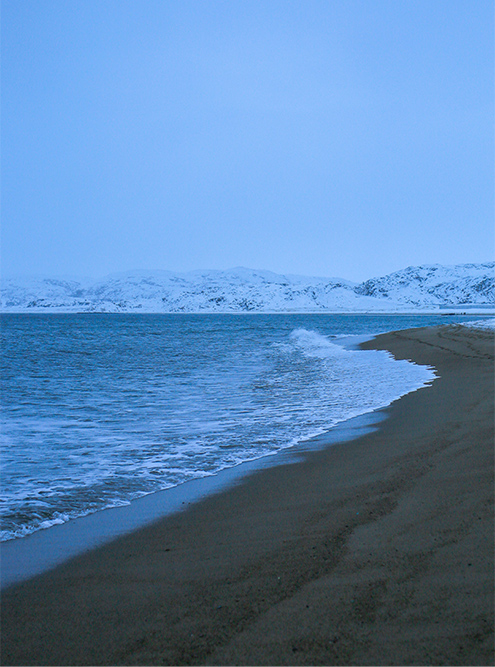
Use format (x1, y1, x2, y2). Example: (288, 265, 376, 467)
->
(1, 262, 494, 313)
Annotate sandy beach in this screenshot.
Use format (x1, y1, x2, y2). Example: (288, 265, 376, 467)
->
(1, 324, 493, 666)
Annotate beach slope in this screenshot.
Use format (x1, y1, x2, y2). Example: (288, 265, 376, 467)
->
(1, 325, 493, 666)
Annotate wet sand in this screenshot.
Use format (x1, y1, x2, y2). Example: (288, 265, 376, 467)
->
(1, 325, 493, 666)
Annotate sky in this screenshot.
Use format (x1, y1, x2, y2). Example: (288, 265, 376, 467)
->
(2, 0, 493, 282)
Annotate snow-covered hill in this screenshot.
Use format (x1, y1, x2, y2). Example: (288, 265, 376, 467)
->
(355, 262, 495, 307)
(1, 262, 493, 313)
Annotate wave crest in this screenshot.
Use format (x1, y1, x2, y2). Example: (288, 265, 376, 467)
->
(289, 328, 349, 359)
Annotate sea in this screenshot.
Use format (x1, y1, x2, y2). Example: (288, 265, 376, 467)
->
(0, 312, 487, 545)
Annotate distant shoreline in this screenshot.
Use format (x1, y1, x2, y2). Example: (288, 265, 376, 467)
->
(2, 308, 494, 314)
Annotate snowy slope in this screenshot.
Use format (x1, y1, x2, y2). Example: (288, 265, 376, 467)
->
(82, 268, 378, 312)
(355, 262, 495, 307)
(1, 262, 493, 313)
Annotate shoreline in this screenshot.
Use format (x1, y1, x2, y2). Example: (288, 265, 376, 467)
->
(1, 324, 493, 665)
(0, 409, 386, 590)
(2, 309, 495, 315)
(0, 323, 429, 587)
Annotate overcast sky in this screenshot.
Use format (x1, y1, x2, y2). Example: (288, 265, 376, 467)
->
(2, 0, 493, 282)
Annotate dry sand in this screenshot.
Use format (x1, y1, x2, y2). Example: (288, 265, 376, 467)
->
(1, 325, 493, 666)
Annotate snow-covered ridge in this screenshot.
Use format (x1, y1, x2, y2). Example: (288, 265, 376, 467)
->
(355, 262, 494, 307)
(1, 262, 494, 313)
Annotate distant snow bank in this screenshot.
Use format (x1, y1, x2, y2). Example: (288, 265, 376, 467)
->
(1, 261, 494, 313)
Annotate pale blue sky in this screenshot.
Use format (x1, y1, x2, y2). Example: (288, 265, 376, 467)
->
(2, 0, 493, 281)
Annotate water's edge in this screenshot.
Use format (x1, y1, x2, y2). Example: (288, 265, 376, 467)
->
(0, 407, 387, 590)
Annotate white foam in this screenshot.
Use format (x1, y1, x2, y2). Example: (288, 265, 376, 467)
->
(289, 328, 349, 358)
(462, 318, 495, 330)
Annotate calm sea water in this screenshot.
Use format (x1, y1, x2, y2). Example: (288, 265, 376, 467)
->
(0, 313, 482, 541)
